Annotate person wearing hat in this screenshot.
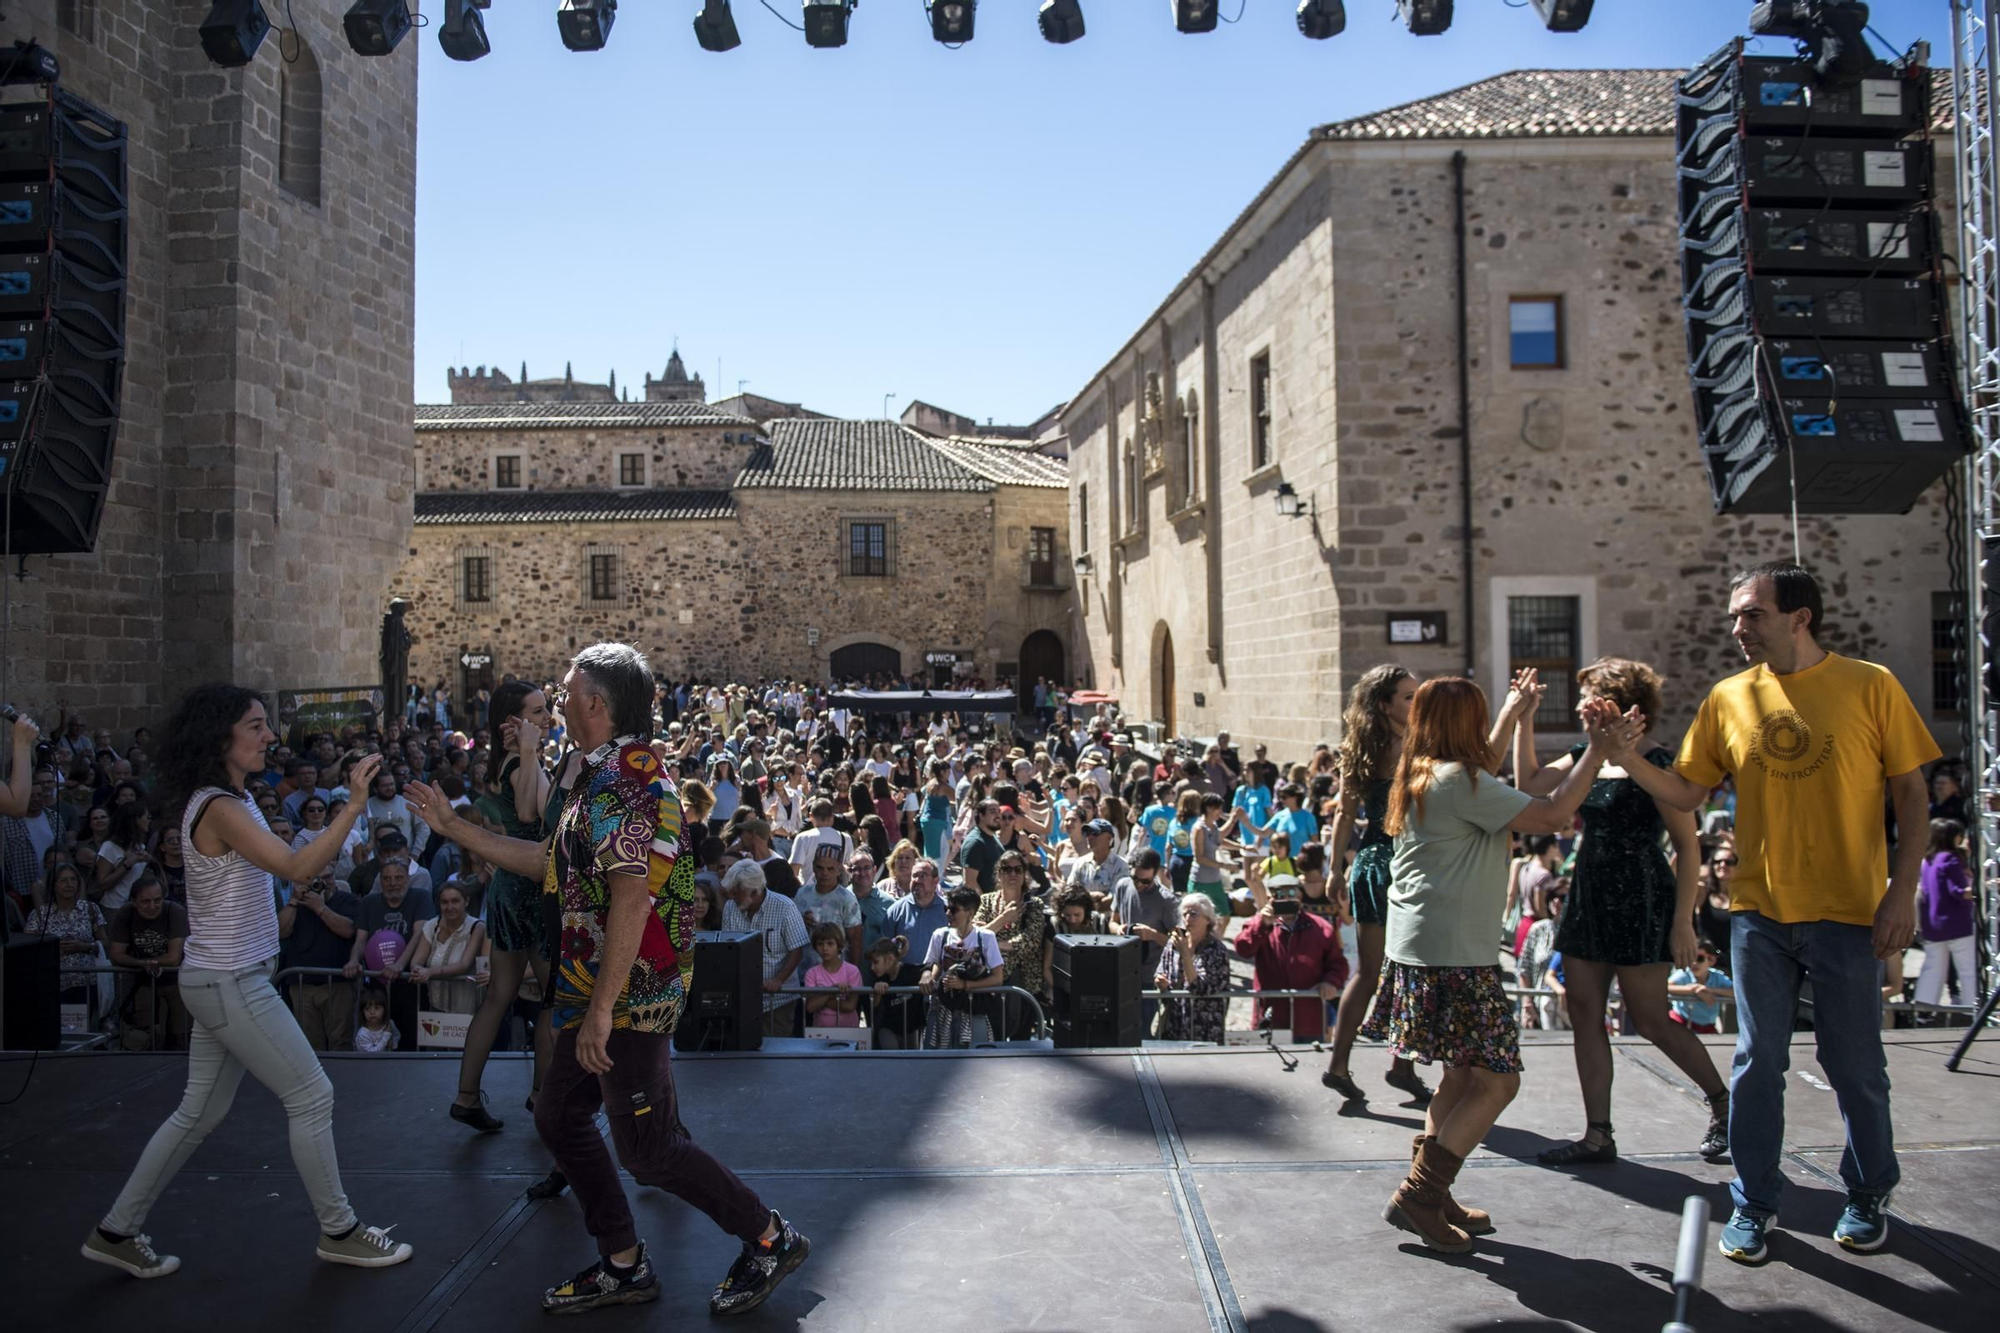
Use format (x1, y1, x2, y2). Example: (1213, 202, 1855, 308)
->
(1063, 818, 1130, 911)
(1233, 868, 1348, 1043)
(1079, 750, 1112, 796)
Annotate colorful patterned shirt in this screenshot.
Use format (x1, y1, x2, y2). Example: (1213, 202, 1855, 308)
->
(542, 737, 696, 1034)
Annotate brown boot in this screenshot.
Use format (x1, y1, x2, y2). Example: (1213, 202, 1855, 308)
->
(1412, 1133, 1493, 1236)
(1384, 1139, 1474, 1252)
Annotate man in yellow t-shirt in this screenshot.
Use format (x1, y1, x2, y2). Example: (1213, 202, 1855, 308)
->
(1607, 562, 1936, 1268)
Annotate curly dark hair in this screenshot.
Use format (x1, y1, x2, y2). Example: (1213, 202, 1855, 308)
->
(1337, 664, 1414, 801)
(156, 683, 266, 803)
(1575, 656, 1665, 728)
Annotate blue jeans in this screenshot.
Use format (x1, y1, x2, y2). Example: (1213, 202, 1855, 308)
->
(103, 960, 356, 1237)
(1728, 911, 1899, 1218)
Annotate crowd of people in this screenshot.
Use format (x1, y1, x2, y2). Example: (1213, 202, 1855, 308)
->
(0, 560, 1980, 1286)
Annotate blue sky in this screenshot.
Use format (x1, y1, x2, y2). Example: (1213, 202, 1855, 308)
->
(412, 0, 1950, 422)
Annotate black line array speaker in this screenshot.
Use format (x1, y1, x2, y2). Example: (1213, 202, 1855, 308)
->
(3, 936, 61, 1050)
(0, 85, 127, 554)
(673, 930, 764, 1053)
(1675, 39, 1968, 514)
(1052, 932, 1142, 1048)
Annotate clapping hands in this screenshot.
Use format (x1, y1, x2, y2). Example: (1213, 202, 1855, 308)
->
(1581, 698, 1645, 757)
(1503, 668, 1547, 720)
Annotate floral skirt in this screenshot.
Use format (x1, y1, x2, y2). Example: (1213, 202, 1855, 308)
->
(1359, 962, 1522, 1073)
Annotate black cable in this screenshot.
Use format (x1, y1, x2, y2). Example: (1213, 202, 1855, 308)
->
(1218, 0, 1248, 22)
(759, 0, 806, 32)
(279, 0, 302, 63)
(0, 1048, 40, 1105)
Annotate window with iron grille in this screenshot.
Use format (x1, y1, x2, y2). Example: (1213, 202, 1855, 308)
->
(494, 454, 522, 489)
(461, 555, 491, 605)
(618, 452, 646, 487)
(1934, 591, 1966, 718)
(846, 520, 890, 578)
(1250, 352, 1272, 470)
(1508, 595, 1580, 730)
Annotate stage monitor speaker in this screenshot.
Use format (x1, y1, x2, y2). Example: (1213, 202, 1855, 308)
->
(3, 936, 60, 1050)
(673, 930, 763, 1053)
(0, 87, 128, 554)
(1675, 39, 1967, 515)
(1052, 933, 1142, 1048)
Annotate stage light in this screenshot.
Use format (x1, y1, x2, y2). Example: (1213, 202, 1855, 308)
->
(1038, 0, 1084, 43)
(1531, 0, 1592, 31)
(1296, 0, 1345, 40)
(343, 0, 412, 55)
(1173, 1, 1217, 34)
(558, 0, 616, 51)
(694, 0, 742, 51)
(929, 0, 974, 43)
(1397, 0, 1451, 36)
(199, 0, 271, 67)
(803, 0, 855, 48)
(439, 0, 491, 60)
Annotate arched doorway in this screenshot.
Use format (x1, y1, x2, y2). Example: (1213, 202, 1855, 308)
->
(1018, 630, 1066, 714)
(1153, 624, 1176, 737)
(829, 641, 901, 684)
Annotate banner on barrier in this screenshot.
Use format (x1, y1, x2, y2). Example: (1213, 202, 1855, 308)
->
(417, 1010, 471, 1049)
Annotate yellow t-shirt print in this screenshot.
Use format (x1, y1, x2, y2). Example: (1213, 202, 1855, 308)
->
(1676, 653, 1940, 927)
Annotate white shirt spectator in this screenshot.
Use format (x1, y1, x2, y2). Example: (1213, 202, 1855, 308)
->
(722, 890, 810, 1011)
(366, 793, 416, 845)
(922, 924, 1003, 971)
(96, 840, 146, 914)
(788, 825, 853, 877)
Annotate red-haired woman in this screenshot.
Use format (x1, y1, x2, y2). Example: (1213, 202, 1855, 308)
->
(1361, 676, 1629, 1253)
(1513, 658, 1730, 1166)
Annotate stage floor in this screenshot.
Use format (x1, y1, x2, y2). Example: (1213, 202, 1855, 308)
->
(1, 1030, 1995, 1332)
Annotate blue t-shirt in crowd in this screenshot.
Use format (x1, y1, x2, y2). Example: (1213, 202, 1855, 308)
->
(1231, 784, 1273, 846)
(1133, 804, 1174, 857)
(1268, 805, 1319, 852)
(884, 892, 950, 958)
(1668, 965, 1732, 1027)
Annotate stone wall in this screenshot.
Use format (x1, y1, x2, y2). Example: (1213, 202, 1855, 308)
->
(0, 2, 417, 732)
(1068, 135, 1958, 758)
(388, 486, 1051, 690)
(416, 424, 754, 492)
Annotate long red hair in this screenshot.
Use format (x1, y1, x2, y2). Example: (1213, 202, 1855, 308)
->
(1383, 677, 1493, 837)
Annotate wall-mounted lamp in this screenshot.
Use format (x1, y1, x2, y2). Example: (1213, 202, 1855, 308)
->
(1275, 481, 1311, 519)
(1073, 552, 1094, 574)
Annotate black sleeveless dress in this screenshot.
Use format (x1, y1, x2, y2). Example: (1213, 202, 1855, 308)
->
(1553, 744, 1680, 967)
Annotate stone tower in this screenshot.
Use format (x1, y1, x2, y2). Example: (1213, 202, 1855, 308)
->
(0, 1, 419, 729)
(644, 348, 706, 403)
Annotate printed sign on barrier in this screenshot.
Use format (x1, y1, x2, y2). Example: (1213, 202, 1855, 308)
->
(417, 1010, 471, 1049)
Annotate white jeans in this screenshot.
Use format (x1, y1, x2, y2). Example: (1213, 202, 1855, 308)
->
(1915, 934, 1978, 1006)
(103, 960, 356, 1237)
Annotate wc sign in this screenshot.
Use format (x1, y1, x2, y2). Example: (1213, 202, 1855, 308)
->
(1387, 613, 1448, 647)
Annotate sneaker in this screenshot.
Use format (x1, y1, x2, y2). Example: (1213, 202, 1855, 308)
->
(1834, 1193, 1891, 1253)
(542, 1243, 660, 1315)
(1718, 1208, 1773, 1265)
(81, 1229, 180, 1279)
(709, 1212, 810, 1317)
(316, 1222, 414, 1268)
(525, 1169, 570, 1201)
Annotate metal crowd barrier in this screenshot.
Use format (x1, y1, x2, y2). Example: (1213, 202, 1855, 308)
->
(776, 983, 1048, 1047)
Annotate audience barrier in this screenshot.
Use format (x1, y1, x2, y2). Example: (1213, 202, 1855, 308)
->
(20, 964, 1979, 1054)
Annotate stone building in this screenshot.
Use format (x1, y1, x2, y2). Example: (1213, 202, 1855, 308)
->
(0, 1, 416, 731)
(1064, 70, 1959, 757)
(389, 410, 1074, 701)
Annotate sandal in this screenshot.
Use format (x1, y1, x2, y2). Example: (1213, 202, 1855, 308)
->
(1538, 1121, 1618, 1166)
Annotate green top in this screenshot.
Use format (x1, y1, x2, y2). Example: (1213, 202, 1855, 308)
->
(1385, 763, 1533, 969)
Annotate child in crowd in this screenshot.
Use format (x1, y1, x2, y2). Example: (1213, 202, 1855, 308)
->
(1260, 831, 1297, 884)
(860, 935, 925, 1049)
(1917, 818, 1976, 1009)
(803, 922, 862, 1028)
(354, 987, 399, 1053)
(1667, 942, 1734, 1035)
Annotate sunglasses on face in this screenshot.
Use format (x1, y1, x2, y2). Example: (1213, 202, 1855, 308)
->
(1712, 857, 1739, 867)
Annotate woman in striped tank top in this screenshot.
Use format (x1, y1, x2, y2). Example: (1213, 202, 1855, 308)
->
(83, 685, 416, 1281)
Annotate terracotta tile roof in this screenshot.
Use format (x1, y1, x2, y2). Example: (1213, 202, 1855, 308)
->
(414, 402, 755, 431)
(413, 488, 737, 524)
(734, 420, 993, 492)
(1317, 66, 1955, 142)
(926, 436, 1069, 489)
